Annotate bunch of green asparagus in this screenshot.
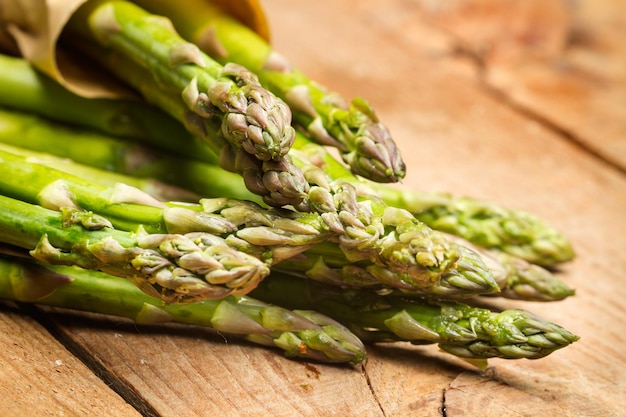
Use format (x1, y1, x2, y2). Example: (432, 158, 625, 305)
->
(0, 0, 578, 365)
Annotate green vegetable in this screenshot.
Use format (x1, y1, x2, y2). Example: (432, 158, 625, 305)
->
(372, 185, 576, 267)
(0, 255, 366, 364)
(0, 145, 498, 297)
(67, 0, 296, 163)
(0, 194, 270, 303)
(0, 54, 215, 161)
(251, 273, 580, 360)
(135, 0, 406, 183)
(0, 52, 573, 268)
(0, 1, 579, 367)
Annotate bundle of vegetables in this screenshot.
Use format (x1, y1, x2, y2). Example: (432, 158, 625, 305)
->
(0, 0, 578, 365)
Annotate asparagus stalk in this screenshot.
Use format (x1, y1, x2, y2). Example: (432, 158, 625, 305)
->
(0, 144, 498, 297)
(66, 0, 296, 162)
(372, 185, 575, 267)
(0, 194, 272, 303)
(465, 241, 575, 301)
(0, 53, 216, 163)
(0, 108, 258, 203)
(251, 274, 580, 360)
(292, 136, 575, 267)
(0, 50, 574, 267)
(0, 144, 334, 261)
(135, 0, 406, 183)
(0, 255, 366, 364)
(0, 141, 199, 203)
(5, 130, 568, 301)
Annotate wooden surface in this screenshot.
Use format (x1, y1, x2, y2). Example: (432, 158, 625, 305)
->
(1, 0, 626, 415)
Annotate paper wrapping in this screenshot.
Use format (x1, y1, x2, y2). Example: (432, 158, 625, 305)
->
(0, 0, 268, 98)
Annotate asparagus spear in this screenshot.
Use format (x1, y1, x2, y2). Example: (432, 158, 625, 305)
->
(372, 185, 575, 267)
(0, 254, 366, 364)
(63, 8, 311, 208)
(0, 194, 271, 303)
(66, 0, 296, 162)
(0, 101, 571, 265)
(5, 130, 569, 301)
(466, 242, 575, 301)
(251, 274, 580, 360)
(292, 136, 575, 267)
(0, 144, 334, 261)
(134, 0, 406, 183)
(0, 141, 200, 203)
(0, 108, 258, 203)
(0, 144, 498, 297)
(0, 53, 217, 163)
(0, 49, 574, 266)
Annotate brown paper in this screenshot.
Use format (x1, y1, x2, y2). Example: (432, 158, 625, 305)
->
(0, 0, 268, 98)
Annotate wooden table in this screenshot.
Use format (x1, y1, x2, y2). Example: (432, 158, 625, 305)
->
(2, 0, 625, 415)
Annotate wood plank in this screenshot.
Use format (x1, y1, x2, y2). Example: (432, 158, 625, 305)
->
(410, 0, 626, 171)
(0, 302, 140, 417)
(36, 308, 384, 417)
(262, 1, 626, 416)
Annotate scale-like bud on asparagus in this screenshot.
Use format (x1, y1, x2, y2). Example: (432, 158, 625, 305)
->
(135, 0, 406, 183)
(0, 195, 270, 303)
(284, 146, 500, 296)
(0, 255, 366, 364)
(372, 186, 575, 267)
(443, 234, 575, 301)
(68, 0, 295, 162)
(252, 274, 580, 360)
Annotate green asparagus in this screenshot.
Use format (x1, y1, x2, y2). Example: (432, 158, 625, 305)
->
(0, 53, 573, 267)
(134, 0, 406, 183)
(5, 128, 568, 301)
(372, 185, 575, 267)
(0, 108, 258, 203)
(0, 1, 580, 369)
(67, 0, 296, 162)
(0, 144, 498, 297)
(293, 136, 575, 267)
(251, 273, 580, 360)
(0, 254, 366, 364)
(470, 243, 575, 301)
(0, 54, 217, 163)
(0, 144, 335, 259)
(0, 194, 271, 303)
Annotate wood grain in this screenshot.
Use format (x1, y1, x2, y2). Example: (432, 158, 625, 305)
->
(413, 0, 626, 171)
(0, 303, 140, 417)
(1, 0, 625, 416)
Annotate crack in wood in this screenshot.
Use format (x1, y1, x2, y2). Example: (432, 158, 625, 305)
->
(361, 362, 388, 417)
(439, 387, 448, 417)
(447, 39, 626, 176)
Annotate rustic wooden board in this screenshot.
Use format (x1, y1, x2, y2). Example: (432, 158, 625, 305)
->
(0, 302, 141, 417)
(412, 0, 626, 171)
(1, 0, 625, 416)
